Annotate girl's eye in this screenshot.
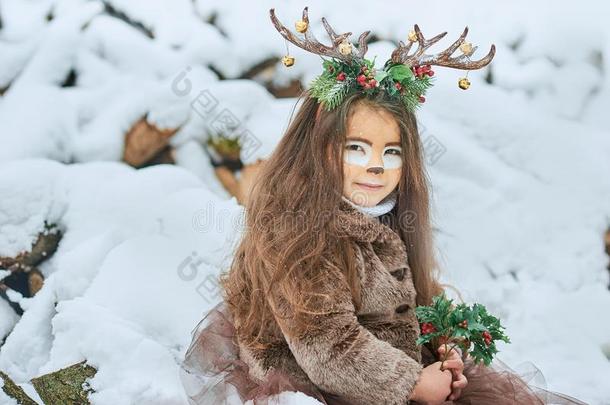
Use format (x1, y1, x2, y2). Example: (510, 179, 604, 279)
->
(385, 148, 401, 156)
(346, 144, 364, 152)
(344, 142, 371, 167)
(383, 147, 403, 169)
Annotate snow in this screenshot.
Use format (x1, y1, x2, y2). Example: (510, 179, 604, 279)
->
(0, 0, 609, 404)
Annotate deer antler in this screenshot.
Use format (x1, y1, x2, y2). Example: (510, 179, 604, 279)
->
(269, 7, 370, 63)
(391, 25, 496, 70)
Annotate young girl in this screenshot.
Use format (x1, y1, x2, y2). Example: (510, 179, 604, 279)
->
(180, 9, 588, 405)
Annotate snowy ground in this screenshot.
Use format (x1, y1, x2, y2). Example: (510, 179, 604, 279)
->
(1, 0, 609, 404)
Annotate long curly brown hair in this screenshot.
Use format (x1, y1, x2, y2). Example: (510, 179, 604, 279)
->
(220, 90, 447, 351)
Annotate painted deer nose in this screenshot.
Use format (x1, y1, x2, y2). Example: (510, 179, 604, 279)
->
(367, 166, 384, 175)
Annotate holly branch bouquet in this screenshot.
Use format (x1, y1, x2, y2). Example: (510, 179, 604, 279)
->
(415, 293, 510, 367)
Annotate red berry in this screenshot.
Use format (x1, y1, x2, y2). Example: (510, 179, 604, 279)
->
(418, 95, 426, 103)
(482, 331, 492, 346)
(421, 322, 436, 335)
(395, 82, 402, 90)
(369, 79, 377, 87)
(357, 74, 367, 85)
(428, 70, 435, 77)
(459, 320, 468, 328)
(336, 72, 346, 81)
(412, 65, 433, 78)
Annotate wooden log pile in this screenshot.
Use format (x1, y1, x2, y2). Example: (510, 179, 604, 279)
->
(1, 361, 97, 404)
(0, 222, 61, 316)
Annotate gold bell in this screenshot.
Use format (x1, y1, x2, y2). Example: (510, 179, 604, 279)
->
(338, 40, 353, 56)
(282, 55, 295, 67)
(459, 42, 473, 56)
(458, 77, 471, 90)
(295, 20, 308, 33)
(408, 30, 417, 42)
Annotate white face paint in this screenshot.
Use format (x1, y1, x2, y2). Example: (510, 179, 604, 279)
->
(343, 140, 402, 169)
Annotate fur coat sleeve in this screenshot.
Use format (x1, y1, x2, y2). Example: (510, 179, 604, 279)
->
(268, 258, 424, 405)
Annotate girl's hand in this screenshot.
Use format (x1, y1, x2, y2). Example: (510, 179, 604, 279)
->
(409, 361, 455, 404)
(437, 345, 468, 401)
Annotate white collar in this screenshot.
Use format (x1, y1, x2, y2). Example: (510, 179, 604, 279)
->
(341, 190, 397, 218)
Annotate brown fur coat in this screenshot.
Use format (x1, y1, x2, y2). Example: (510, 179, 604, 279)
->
(238, 198, 437, 404)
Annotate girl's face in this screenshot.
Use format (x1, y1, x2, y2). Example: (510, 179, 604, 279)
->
(342, 102, 402, 207)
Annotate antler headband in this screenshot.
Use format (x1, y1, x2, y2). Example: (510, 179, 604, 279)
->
(270, 7, 496, 112)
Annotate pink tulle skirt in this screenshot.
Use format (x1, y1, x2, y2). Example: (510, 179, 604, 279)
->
(179, 301, 588, 405)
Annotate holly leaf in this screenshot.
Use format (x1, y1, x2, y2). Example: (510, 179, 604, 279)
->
(416, 330, 442, 346)
(374, 70, 389, 83)
(468, 322, 487, 332)
(453, 328, 469, 338)
(387, 64, 414, 82)
(362, 57, 376, 71)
